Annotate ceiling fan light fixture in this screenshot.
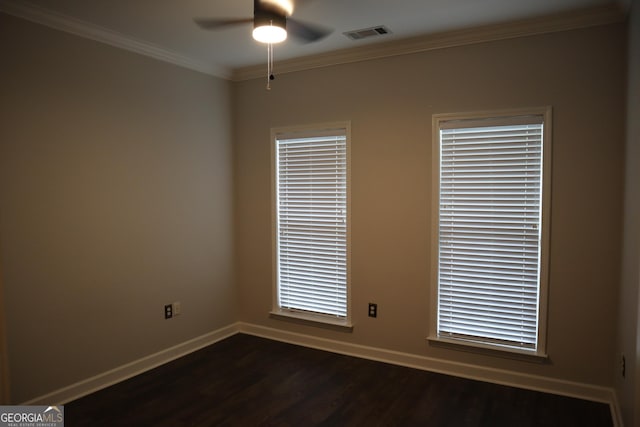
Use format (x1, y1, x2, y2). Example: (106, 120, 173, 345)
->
(252, 9, 287, 44)
(253, 23, 287, 43)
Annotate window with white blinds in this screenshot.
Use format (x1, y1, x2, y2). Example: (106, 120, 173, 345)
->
(432, 109, 550, 355)
(273, 125, 349, 322)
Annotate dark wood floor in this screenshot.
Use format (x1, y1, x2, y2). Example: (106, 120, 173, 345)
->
(66, 333, 612, 426)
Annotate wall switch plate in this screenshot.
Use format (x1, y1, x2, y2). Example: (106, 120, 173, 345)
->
(164, 304, 173, 319)
(173, 301, 181, 316)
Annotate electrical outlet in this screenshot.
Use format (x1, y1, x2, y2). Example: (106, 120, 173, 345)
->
(368, 303, 377, 318)
(173, 301, 181, 316)
(164, 304, 173, 319)
(622, 354, 626, 378)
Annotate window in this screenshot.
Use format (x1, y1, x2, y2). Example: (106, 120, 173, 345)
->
(430, 108, 551, 356)
(272, 123, 351, 327)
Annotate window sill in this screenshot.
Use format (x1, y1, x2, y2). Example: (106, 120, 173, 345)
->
(427, 336, 548, 364)
(270, 310, 354, 332)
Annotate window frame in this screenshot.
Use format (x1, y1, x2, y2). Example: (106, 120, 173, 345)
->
(270, 122, 352, 330)
(429, 107, 552, 359)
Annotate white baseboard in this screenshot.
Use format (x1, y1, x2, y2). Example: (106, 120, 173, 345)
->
(237, 322, 623, 427)
(22, 322, 240, 405)
(23, 321, 622, 426)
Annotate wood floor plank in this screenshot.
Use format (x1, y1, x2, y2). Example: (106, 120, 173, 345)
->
(65, 334, 613, 426)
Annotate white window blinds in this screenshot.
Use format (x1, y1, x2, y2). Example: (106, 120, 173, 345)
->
(275, 129, 348, 318)
(436, 114, 546, 351)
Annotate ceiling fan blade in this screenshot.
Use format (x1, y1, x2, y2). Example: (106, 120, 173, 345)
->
(290, 0, 317, 8)
(287, 18, 332, 43)
(194, 17, 253, 30)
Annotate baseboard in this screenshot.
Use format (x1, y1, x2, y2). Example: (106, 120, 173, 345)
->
(610, 391, 625, 427)
(22, 322, 240, 405)
(237, 322, 622, 427)
(23, 320, 622, 427)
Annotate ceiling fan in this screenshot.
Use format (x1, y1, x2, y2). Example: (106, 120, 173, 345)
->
(194, 0, 332, 45)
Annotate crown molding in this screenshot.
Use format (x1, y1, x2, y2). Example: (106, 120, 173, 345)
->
(0, 0, 232, 80)
(232, 3, 626, 81)
(0, 1, 626, 83)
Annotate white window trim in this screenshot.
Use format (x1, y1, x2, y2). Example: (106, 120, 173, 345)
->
(428, 107, 552, 359)
(270, 122, 353, 330)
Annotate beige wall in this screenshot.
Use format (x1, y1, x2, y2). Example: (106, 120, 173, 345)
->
(617, 0, 640, 425)
(234, 23, 626, 387)
(0, 14, 235, 403)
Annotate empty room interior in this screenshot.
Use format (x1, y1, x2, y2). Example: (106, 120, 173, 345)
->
(0, 0, 639, 425)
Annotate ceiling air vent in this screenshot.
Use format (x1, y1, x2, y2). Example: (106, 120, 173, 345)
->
(343, 26, 392, 41)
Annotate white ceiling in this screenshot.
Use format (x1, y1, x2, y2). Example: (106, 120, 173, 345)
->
(0, 0, 627, 79)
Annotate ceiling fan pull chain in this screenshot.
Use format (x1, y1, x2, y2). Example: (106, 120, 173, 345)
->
(267, 42, 276, 90)
(267, 42, 271, 90)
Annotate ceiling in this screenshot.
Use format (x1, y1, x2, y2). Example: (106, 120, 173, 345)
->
(0, 0, 628, 79)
